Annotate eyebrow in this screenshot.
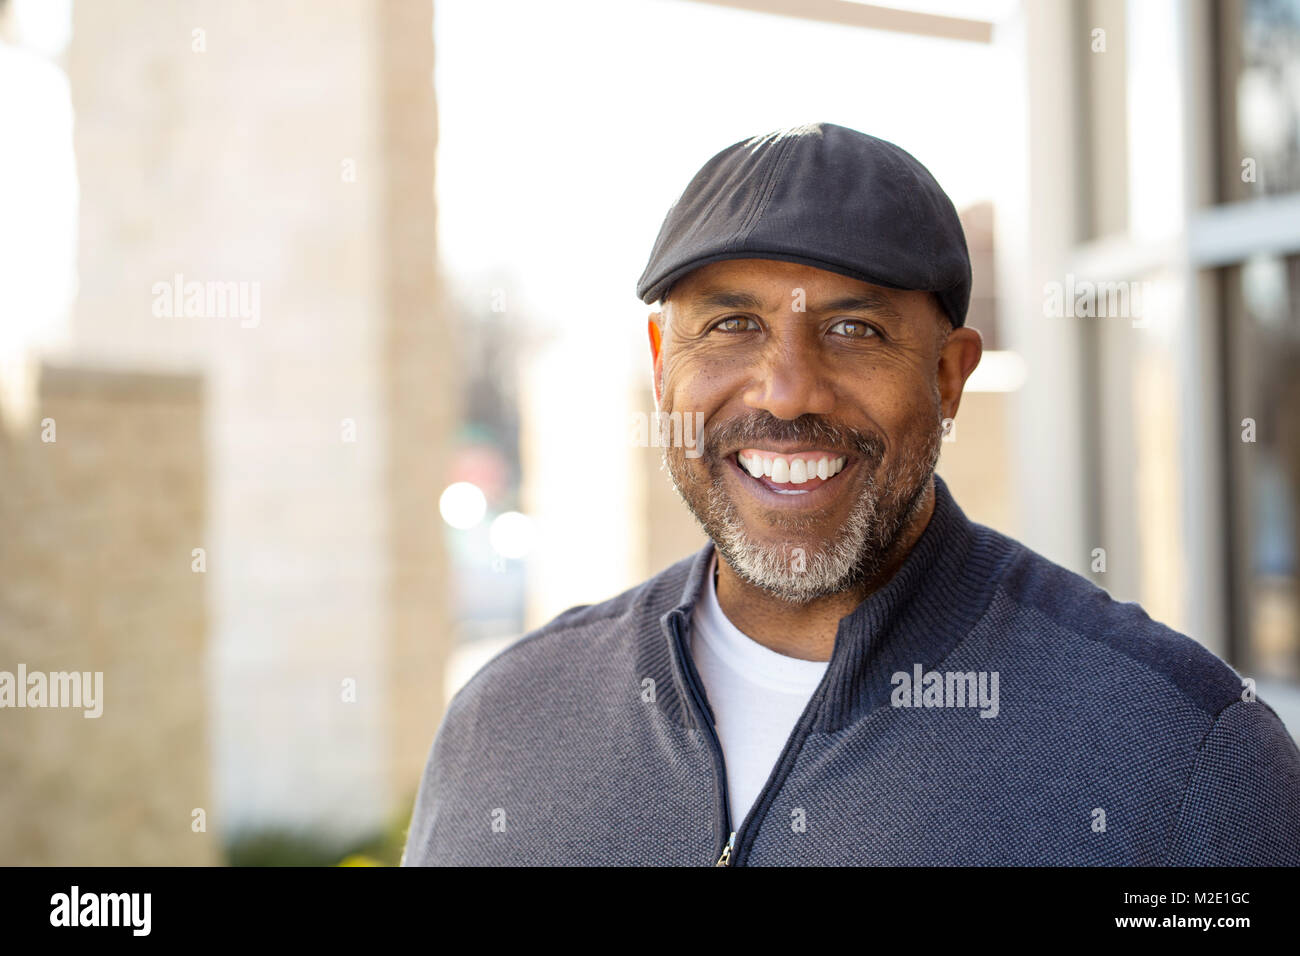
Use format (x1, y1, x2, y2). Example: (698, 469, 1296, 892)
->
(814, 293, 904, 320)
(683, 288, 904, 320)
(684, 289, 772, 314)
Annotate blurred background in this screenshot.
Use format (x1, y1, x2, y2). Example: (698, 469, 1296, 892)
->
(0, 0, 1297, 865)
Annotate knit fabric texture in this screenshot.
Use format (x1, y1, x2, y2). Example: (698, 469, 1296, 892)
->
(402, 476, 1300, 866)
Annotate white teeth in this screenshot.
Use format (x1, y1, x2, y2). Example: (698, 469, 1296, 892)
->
(738, 452, 850, 484)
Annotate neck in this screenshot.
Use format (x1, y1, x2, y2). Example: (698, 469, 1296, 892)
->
(713, 478, 937, 661)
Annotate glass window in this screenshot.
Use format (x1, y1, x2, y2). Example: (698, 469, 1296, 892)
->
(1218, 0, 1300, 201)
(1223, 255, 1300, 681)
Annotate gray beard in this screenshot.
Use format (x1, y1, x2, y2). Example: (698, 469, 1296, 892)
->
(662, 413, 943, 605)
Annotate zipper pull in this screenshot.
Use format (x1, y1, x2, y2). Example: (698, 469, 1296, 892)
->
(715, 831, 736, 867)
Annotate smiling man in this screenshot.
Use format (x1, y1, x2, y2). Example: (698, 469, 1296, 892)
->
(404, 123, 1300, 866)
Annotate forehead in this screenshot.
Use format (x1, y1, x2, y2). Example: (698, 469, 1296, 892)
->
(667, 258, 909, 312)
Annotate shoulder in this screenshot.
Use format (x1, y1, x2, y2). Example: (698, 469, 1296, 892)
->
(441, 549, 701, 718)
(1165, 696, 1300, 864)
(980, 524, 1246, 719)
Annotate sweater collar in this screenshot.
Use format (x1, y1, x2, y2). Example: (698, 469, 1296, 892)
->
(662, 474, 1005, 732)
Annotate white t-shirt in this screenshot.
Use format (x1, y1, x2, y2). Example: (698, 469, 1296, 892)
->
(689, 555, 830, 828)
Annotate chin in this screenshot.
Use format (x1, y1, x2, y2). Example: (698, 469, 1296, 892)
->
(713, 528, 870, 604)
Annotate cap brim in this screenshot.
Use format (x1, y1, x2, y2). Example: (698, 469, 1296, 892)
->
(641, 250, 915, 304)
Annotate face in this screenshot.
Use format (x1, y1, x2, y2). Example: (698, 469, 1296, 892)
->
(650, 258, 976, 603)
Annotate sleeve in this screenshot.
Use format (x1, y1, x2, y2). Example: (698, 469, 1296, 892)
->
(1163, 699, 1300, 865)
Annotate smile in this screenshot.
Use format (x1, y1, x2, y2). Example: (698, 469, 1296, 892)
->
(733, 448, 852, 497)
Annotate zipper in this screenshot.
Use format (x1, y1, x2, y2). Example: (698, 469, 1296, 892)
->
(727, 663, 837, 866)
(671, 604, 840, 867)
(667, 612, 735, 864)
(715, 831, 736, 867)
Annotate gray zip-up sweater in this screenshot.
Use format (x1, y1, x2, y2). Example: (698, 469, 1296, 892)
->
(402, 477, 1300, 865)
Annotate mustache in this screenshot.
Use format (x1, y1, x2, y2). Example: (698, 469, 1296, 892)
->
(700, 412, 885, 466)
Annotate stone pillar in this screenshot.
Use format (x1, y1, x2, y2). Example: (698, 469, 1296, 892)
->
(0, 365, 215, 865)
(378, 0, 457, 814)
(60, 0, 454, 848)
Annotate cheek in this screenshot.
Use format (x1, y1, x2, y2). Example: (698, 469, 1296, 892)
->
(895, 387, 944, 447)
(848, 371, 939, 443)
(663, 353, 745, 413)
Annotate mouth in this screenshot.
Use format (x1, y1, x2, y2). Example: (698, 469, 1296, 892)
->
(726, 447, 859, 505)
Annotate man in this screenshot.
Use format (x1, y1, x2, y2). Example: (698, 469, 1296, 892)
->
(404, 122, 1300, 866)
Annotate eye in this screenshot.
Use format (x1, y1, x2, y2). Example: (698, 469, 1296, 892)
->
(712, 315, 760, 333)
(829, 318, 880, 339)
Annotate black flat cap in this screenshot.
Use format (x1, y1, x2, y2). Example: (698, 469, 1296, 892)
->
(636, 122, 971, 327)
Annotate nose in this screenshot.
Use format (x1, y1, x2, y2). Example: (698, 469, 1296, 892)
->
(742, 335, 836, 420)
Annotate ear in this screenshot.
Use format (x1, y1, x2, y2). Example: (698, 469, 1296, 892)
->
(647, 312, 665, 406)
(936, 326, 983, 422)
